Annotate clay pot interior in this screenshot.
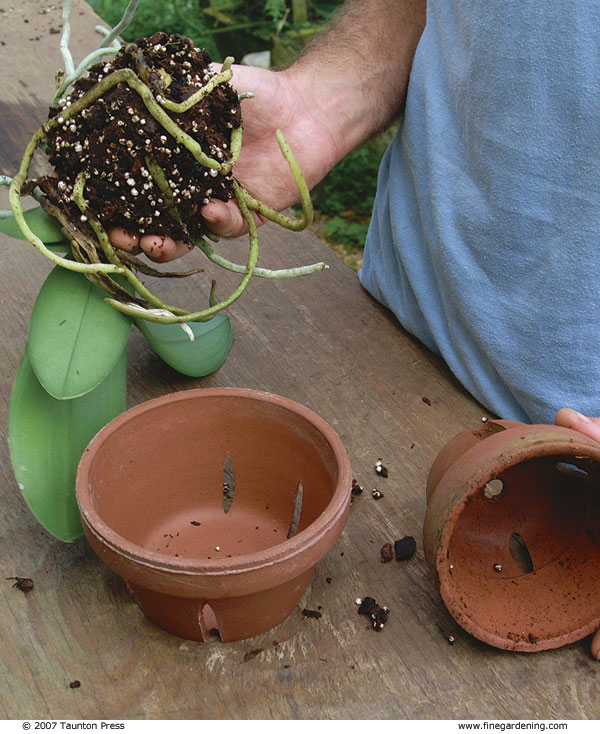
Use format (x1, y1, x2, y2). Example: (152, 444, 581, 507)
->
(425, 422, 600, 651)
(76, 388, 352, 642)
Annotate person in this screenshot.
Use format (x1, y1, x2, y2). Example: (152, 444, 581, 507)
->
(110, 0, 600, 439)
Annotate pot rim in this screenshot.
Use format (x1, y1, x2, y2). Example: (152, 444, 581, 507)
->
(76, 387, 353, 576)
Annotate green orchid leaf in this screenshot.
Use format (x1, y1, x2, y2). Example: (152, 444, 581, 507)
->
(28, 266, 132, 399)
(136, 314, 233, 377)
(8, 346, 127, 542)
(0, 206, 64, 243)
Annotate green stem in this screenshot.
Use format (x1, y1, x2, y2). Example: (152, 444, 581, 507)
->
(71, 172, 188, 315)
(219, 125, 243, 176)
(98, 0, 140, 49)
(50, 68, 224, 171)
(241, 129, 313, 231)
(158, 57, 234, 114)
(145, 155, 185, 229)
(202, 19, 273, 35)
(53, 47, 121, 107)
(72, 169, 87, 204)
(196, 239, 327, 279)
(106, 180, 259, 323)
(292, 0, 309, 24)
(199, 223, 220, 242)
(54, 0, 138, 105)
(95, 25, 122, 50)
(9, 133, 123, 275)
(60, 0, 75, 77)
(117, 249, 205, 278)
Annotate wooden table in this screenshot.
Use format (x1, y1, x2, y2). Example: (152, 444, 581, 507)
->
(1, 1, 598, 721)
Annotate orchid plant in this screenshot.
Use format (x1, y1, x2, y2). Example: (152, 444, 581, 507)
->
(0, 0, 324, 541)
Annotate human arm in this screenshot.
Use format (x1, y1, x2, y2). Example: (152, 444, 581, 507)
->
(110, 0, 426, 258)
(201, 0, 427, 239)
(554, 409, 600, 443)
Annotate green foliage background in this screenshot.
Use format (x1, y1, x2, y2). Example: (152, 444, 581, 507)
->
(87, 1, 341, 62)
(86, 0, 392, 267)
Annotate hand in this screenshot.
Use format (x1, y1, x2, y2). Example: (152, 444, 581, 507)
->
(554, 408, 600, 443)
(199, 63, 342, 238)
(108, 64, 341, 261)
(203, 0, 426, 239)
(108, 1, 425, 262)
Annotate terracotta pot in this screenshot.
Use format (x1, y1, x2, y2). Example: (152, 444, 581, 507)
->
(76, 388, 352, 642)
(423, 420, 600, 651)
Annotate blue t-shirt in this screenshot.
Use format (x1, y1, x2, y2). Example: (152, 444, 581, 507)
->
(359, 0, 600, 423)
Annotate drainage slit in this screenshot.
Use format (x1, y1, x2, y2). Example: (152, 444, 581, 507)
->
(223, 455, 235, 514)
(200, 603, 221, 641)
(509, 532, 534, 574)
(555, 461, 589, 480)
(287, 482, 303, 539)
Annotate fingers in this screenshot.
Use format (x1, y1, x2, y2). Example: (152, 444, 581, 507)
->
(108, 197, 259, 264)
(108, 226, 141, 253)
(201, 199, 250, 238)
(554, 408, 600, 443)
(139, 235, 192, 262)
(109, 227, 191, 262)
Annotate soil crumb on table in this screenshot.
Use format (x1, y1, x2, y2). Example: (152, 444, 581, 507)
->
(356, 596, 390, 631)
(394, 536, 416, 561)
(6, 576, 34, 593)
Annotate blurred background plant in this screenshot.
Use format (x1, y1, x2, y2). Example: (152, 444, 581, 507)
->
(86, 0, 395, 269)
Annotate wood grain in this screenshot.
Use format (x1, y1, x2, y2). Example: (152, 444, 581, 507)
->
(1, 0, 598, 721)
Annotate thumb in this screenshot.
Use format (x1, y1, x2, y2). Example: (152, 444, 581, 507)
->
(202, 199, 250, 238)
(554, 408, 600, 443)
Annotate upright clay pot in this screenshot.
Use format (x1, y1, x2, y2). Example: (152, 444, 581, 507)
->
(423, 420, 600, 651)
(76, 388, 352, 642)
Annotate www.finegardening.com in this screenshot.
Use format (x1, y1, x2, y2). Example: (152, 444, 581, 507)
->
(458, 724, 568, 731)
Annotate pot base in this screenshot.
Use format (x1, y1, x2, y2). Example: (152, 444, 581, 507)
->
(127, 568, 314, 642)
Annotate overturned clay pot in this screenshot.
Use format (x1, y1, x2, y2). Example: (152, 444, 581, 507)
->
(423, 420, 600, 652)
(76, 388, 352, 642)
